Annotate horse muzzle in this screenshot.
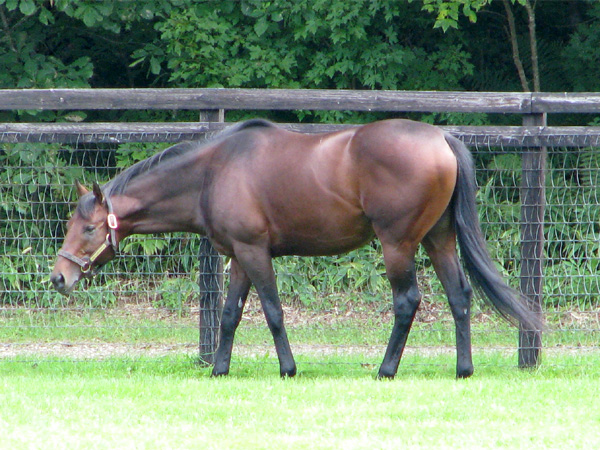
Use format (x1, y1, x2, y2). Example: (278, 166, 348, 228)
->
(50, 272, 71, 295)
(51, 253, 105, 296)
(50, 270, 78, 296)
(50, 253, 91, 296)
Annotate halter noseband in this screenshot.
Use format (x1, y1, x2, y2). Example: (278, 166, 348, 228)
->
(58, 196, 119, 278)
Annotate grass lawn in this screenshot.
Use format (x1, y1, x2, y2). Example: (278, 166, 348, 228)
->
(1, 353, 599, 450)
(1, 301, 599, 449)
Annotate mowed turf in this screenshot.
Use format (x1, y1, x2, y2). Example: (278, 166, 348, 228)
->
(2, 300, 598, 449)
(1, 352, 599, 450)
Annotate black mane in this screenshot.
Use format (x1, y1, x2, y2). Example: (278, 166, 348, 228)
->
(103, 141, 200, 197)
(103, 119, 277, 197)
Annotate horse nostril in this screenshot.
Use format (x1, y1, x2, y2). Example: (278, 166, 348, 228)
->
(51, 273, 65, 290)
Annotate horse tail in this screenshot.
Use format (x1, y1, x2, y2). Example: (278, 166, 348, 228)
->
(444, 133, 542, 331)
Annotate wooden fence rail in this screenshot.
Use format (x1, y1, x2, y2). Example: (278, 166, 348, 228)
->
(3, 122, 600, 147)
(2, 88, 600, 113)
(3, 88, 600, 367)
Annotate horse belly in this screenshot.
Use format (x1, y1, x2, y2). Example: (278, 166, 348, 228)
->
(268, 208, 374, 257)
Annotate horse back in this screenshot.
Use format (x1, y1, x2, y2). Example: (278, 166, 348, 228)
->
(205, 120, 457, 257)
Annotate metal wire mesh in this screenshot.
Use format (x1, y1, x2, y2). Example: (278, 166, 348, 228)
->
(1, 132, 599, 364)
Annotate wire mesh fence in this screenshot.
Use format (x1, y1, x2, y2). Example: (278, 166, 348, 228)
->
(1, 131, 599, 366)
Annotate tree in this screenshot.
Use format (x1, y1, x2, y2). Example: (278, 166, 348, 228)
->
(0, 0, 161, 115)
(419, 0, 541, 91)
(561, 2, 600, 92)
(140, 0, 473, 90)
(133, 0, 477, 123)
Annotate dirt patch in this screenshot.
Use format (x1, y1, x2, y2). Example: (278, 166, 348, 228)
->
(0, 342, 198, 359)
(0, 298, 453, 360)
(0, 341, 387, 360)
(2, 298, 598, 360)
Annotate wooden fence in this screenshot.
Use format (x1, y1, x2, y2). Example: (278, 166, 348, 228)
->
(3, 88, 600, 365)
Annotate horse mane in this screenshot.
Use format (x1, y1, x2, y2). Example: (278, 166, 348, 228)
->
(103, 119, 277, 197)
(103, 141, 199, 197)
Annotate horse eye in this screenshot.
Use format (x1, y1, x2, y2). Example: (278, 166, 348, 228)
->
(84, 225, 96, 234)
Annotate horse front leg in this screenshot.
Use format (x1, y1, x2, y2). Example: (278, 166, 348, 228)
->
(234, 242, 297, 378)
(212, 258, 252, 376)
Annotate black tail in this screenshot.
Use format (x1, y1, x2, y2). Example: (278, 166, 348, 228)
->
(444, 133, 543, 331)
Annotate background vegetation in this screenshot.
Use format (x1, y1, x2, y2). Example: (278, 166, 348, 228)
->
(2, 0, 600, 311)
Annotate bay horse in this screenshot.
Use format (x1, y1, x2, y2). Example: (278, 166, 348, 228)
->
(51, 119, 541, 378)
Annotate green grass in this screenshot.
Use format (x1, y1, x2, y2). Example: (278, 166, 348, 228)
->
(0, 307, 198, 343)
(1, 353, 599, 449)
(2, 301, 600, 449)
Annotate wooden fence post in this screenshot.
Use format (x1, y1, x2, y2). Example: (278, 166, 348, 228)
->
(198, 237, 223, 364)
(198, 110, 224, 364)
(518, 112, 546, 368)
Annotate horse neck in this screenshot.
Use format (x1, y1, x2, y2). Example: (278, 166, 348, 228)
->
(110, 158, 207, 237)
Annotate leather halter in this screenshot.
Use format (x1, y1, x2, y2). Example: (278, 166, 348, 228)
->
(58, 196, 119, 278)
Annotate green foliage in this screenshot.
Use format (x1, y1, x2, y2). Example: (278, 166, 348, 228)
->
(0, 143, 85, 305)
(419, 0, 526, 31)
(274, 243, 389, 306)
(475, 148, 600, 310)
(137, 0, 472, 94)
(154, 277, 199, 315)
(0, 0, 162, 122)
(562, 3, 600, 91)
(0, 1, 94, 94)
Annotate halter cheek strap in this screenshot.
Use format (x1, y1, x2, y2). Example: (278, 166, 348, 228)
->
(58, 195, 119, 278)
(105, 195, 119, 252)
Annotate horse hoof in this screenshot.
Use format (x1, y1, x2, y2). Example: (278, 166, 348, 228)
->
(376, 362, 398, 380)
(280, 366, 297, 378)
(376, 371, 396, 380)
(456, 366, 474, 379)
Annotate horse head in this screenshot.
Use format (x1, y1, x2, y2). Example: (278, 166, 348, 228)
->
(50, 181, 119, 295)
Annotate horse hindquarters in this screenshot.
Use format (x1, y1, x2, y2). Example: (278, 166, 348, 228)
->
(351, 121, 458, 378)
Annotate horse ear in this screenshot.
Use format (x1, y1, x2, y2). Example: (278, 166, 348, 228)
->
(92, 182, 105, 205)
(75, 180, 89, 197)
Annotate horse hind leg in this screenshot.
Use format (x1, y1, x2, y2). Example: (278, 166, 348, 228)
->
(422, 213, 474, 378)
(377, 240, 422, 379)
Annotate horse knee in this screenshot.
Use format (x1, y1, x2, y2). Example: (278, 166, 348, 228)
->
(220, 304, 240, 333)
(266, 314, 285, 335)
(462, 284, 473, 302)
